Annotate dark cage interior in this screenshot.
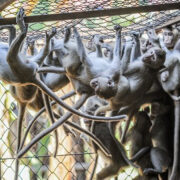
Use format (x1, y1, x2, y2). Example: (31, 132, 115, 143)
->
(0, 0, 180, 180)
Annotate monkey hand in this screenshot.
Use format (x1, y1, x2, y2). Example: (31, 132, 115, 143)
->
(114, 25, 122, 37)
(64, 26, 71, 37)
(131, 31, 140, 40)
(114, 25, 122, 31)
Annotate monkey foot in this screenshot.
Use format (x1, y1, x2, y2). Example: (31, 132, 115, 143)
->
(131, 31, 140, 39)
(16, 7, 27, 33)
(93, 35, 104, 45)
(46, 27, 57, 42)
(114, 25, 122, 31)
(73, 27, 80, 38)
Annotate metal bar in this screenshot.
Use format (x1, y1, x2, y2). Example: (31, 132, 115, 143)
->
(0, 3, 180, 25)
(0, 152, 95, 160)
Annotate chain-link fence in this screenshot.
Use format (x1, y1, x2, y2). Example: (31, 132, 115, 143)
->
(0, 0, 180, 179)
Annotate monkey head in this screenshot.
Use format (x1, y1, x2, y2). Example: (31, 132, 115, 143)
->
(142, 47, 165, 69)
(83, 95, 108, 127)
(90, 73, 119, 99)
(162, 27, 178, 49)
(147, 29, 159, 43)
(84, 95, 108, 115)
(141, 38, 153, 54)
(85, 40, 96, 52)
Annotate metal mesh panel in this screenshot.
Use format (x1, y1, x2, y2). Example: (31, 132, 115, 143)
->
(1, 0, 180, 16)
(0, 0, 179, 179)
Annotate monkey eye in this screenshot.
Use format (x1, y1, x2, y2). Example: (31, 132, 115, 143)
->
(152, 56, 155, 61)
(94, 104, 99, 108)
(108, 81, 113, 86)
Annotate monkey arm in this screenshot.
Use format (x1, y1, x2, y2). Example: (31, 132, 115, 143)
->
(101, 43, 113, 60)
(130, 32, 141, 62)
(64, 26, 71, 43)
(92, 35, 103, 58)
(20, 38, 29, 55)
(121, 42, 133, 74)
(30, 27, 57, 66)
(73, 27, 92, 67)
(112, 25, 122, 66)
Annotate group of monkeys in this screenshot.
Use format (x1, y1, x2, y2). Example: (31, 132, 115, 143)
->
(0, 7, 180, 180)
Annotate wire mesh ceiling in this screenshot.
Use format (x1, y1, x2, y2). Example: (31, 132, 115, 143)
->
(1, 0, 180, 16)
(0, 0, 180, 41)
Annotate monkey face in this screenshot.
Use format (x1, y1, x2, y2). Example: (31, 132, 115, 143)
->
(163, 30, 175, 48)
(90, 77, 117, 99)
(141, 39, 153, 53)
(83, 96, 107, 127)
(142, 47, 165, 69)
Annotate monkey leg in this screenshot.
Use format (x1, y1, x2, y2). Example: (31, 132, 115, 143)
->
(170, 90, 180, 180)
(19, 91, 75, 150)
(63, 26, 71, 43)
(42, 93, 59, 157)
(143, 147, 170, 176)
(14, 103, 26, 180)
(120, 112, 134, 143)
(96, 162, 120, 180)
(31, 27, 57, 65)
(33, 78, 127, 121)
(108, 122, 138, 168)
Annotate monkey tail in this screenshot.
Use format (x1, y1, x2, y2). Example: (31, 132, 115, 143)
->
(42, 93, 59, 157)
(130, 147, 151, 162)
(143, 168, 164, 175)
(19, 91, 75, 150)
(33, 78, 127, 122)
(89, 154, 98, 180)
(169, 90, 180, 180)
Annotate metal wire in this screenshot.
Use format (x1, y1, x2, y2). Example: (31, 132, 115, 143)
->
(0, 0, 179, 179)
